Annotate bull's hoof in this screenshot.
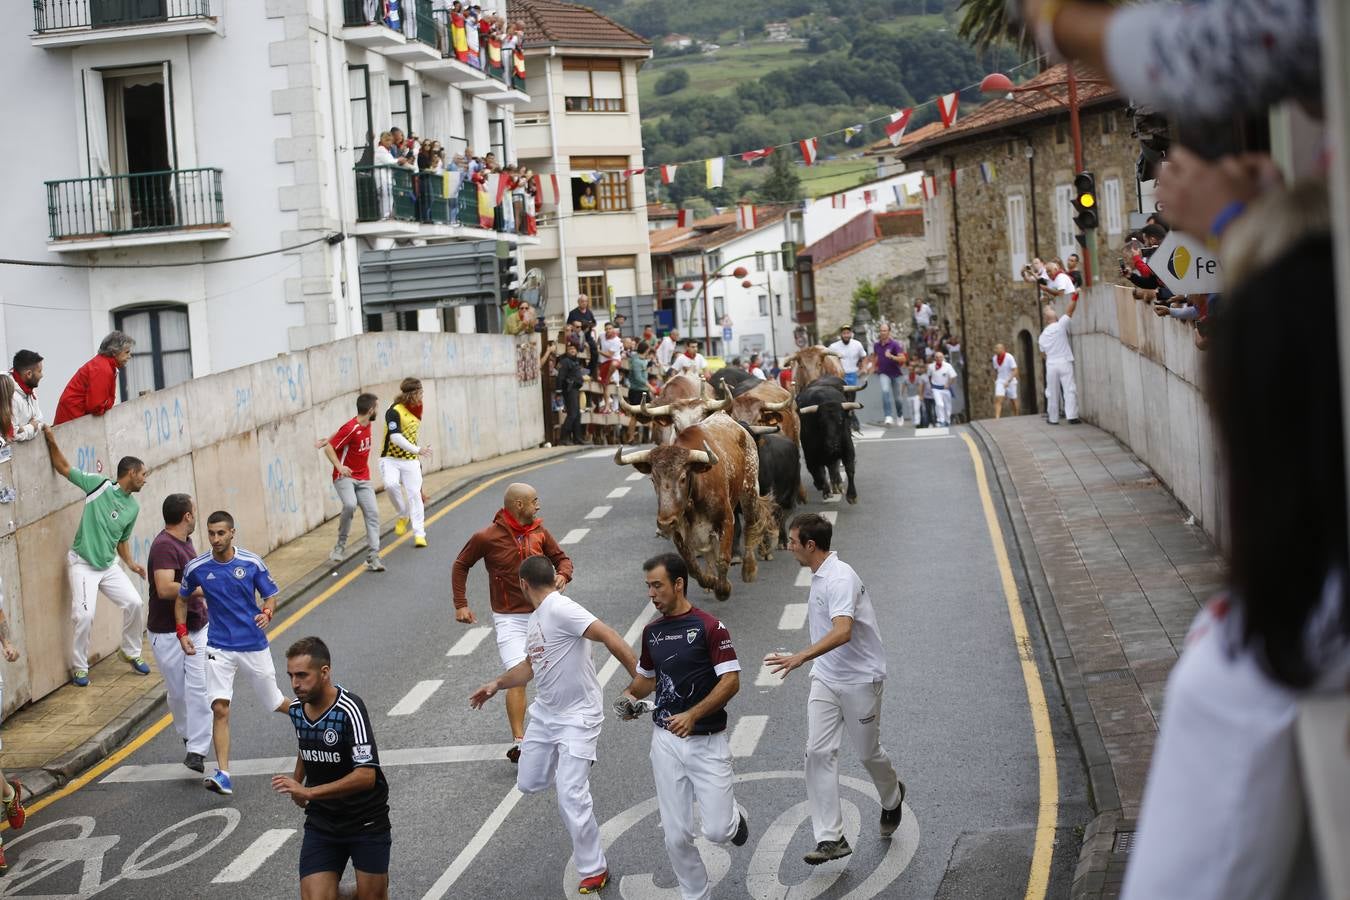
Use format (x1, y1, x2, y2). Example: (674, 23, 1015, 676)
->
(846, 493, 858, 505)
(730, 555, 742, 566)
(760, 551, 775, 561)
(714, 583, 732, 601)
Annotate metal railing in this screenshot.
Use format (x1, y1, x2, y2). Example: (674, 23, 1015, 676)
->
(354, 165, 521, 234)
(46, 168, 225, 241)
(342, 0, 436, 49)
(34, 0, 212, 32)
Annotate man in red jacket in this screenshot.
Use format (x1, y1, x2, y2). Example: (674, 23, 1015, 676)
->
(54, 331, 135, 425)
(452, 482, 573, 762)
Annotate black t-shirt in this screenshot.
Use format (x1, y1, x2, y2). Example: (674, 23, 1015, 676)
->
(566, 307, 597, 331)
(637, 607, 741, 735)
(289, 687, 390, 835)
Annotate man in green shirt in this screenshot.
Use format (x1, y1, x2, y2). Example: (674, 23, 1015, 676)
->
(623, 340, 651, 445)
(43, 425, 150, 687)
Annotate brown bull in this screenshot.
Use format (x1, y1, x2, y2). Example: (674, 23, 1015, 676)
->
(619, 372, 729, 444)
(615, 412, 763, 601)
(784, 345, 845, 391)
(727, 379, 805, 503)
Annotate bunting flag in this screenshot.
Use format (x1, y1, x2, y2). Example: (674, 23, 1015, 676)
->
(706, 157, 724, 189)
(799, 138, 819, 166)
(659, 164, 678, 184)
(979, 161, 996, 184)
(885, 108, 913, 146)
(676, 208, 690, 228)
(893, 185, 904, 206)
(622, 167, 646, 178)
(736, 204, 757, 230)
(740, 147, 774, 163)
(921, 174, 938, 200)
(937, 92, 960, 128)
(949, 168, 961, 189)
(578, 171, 603, 184)
(843, 124, 865, 144)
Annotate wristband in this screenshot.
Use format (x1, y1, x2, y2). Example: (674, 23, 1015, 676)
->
(262, 607, 274, 621)
(1208, 200, 1246, 238)
(176, 623, 188, 638)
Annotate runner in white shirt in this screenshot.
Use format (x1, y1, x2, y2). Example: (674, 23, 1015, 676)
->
(669, 340, 708, 378)
(1038, 291, 1081, 424)
(913, 300, 933, 330)
(656, 330, 679, 373)
(470, 555, 638, 895)
(766, 513, 905, 866)
(927, 351, 958, 427)
(825, 327, 869, 386)
(991, 343, 1019, 418)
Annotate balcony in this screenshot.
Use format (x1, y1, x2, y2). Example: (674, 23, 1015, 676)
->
(352, 166, 538, 243)
(340, 0, 436, 59)
(31, 0, 220, 48)
(45, 168, 230, 250)
(415, 10, 528, 104)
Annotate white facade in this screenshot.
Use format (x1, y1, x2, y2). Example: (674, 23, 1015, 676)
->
(802, 172, 921, 245)
(2, 0, 530, 401)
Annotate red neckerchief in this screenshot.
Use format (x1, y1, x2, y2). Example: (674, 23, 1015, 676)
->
(907, 372, 916, 383)
(405, 402, 423, 420)
(684, 349, 696, 359)
(501, 508, 542, 557)
(996, 352, 1006, 367)
(9, 370, 34, 397)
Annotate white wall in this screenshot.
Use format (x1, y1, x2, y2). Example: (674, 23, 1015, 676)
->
(803, 172, 921, 245)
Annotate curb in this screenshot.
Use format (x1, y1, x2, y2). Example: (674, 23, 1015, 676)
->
(968, 422, 1126, 899)
(15, 444, 582, 808)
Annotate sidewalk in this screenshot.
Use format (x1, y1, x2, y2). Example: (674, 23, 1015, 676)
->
(972, 416, 1225, 900)
(0, 444, 575, 804)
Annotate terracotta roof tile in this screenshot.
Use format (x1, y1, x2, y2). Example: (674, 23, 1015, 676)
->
(507, 0, 651, 51)
(649, 205, 792, 256)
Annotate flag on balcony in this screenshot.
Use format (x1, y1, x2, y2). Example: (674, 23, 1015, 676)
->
(478, 181, 494, 229)
(799, 138, 820, 166)
(487, 35, 504, 76)
(885, 108, 913, 146)
(893, 184, 905, 206)
(659, 165, 678, 184)
(921, 174, 938, 200)
(937, 92, 959, 128)
(495, 173, 511, 205)
(677, 209, 690, 228)
(979, 161, 996, 184)
(736, 204, 757, 230)
(451, 11, 469, 61)
(740, 147, 774, 164)
(706, 157, 724, 189)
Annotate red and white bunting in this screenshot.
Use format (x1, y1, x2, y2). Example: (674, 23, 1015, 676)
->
(736, 204, 757, 230)
(622, 167, 646, 178)
(884, 108, 913, 146)
(949, 168, 961, 189)
(740, 147, 775, 163)
(659, 164, 678, 184)
(706, 157, 725, 189)
(799, 138, 820, 166)
(921, 174, 939, 200)
(676, 209, 690, 228)
(937, 92, 960, 128)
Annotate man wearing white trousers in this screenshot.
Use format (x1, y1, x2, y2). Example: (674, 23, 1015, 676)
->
(43, 426, 151, 688)
(471, 555, 636, 895)
(619, 553, 750, 900)
(379, 377, 432, 548)
(927, 351, 958, 427)
(146, 493, 212, 773)
(1039, 292, 1081, 425)
(992, 343, 1019, 419)
(768, 513, 905, 866)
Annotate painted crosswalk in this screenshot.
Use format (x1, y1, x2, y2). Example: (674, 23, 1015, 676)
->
(389, 679, 444, 716)
(559, 528, 589, 545)
(102, 744, 517, 784)
(777, 603, 807, 630)
(795, 567, 812, 587)
(585, 505, 612, 519)
(729, 715, 769, 757)
(211, 829, 296, 883)
(606, 486, 631, 499)
(626, 472, 645, 482)
(447, 626, 492, 657)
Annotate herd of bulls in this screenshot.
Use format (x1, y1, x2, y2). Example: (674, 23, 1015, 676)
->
(614, 346, 865, 600)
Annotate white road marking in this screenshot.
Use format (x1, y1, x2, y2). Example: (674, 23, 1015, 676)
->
(585, 505, 611, 519)
(626, 472, 644, 482)
(795, 567, 812, 587)
(729, 715, 768, 757)
(778, 603, 807, 630)
(211, 828, 295, 883)
(578, 447, 615, 459)
(606, 486, 630, 499)
(388, 679, 443, 716)
(822, 511, 838, 524)
(102, 744, 517, 784)
(916, 426, 951, 437)
(755, 661, 781, 687)
(855, 426, 887, 441)
(446, 626, 492, 657)
(559, 528, 589, 545)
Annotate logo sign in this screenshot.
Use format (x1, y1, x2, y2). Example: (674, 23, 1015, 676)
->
(722, 326, 733, 346)
(1153, 230, 1222, 295)
(323, 729, 339, 746)
(233, 567, 246, 579)
(686, 628, 698, 644)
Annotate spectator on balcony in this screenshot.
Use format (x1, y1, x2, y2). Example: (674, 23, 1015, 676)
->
(53, 331, 134, 425)
(465, 4, 481, 67)
(1037, 259, 1078, 303)
(1065, 253, 1084, 288)
(8, 350, 44, 442)
(384, 0, 402, 32)
(372, 132, 402, 220)
(449, 0, 468, 61)
(579, 186, 597, 211)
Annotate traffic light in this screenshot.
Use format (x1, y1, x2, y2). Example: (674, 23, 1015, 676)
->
(1071, 172, 1097, 231)
(780, 240, 797, 272)
(495, 242, 520, 302)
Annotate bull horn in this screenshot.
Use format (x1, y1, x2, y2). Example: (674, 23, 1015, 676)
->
(761, 397, 791, 412)
(798, 404, 820, 415)
(641, 399, 673, 417)
(842, 379, 868, 393)
(842, 402, 863, 411)
(701, 440, 719, 467)
(704, 391, 731, 412)
(825, 349, 843, 358)
(747, 424, 780, 436)
(614, 446, 653, 466)
(618, 395, 641, 416)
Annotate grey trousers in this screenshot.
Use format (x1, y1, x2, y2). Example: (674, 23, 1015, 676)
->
(334, 477, 380, 559)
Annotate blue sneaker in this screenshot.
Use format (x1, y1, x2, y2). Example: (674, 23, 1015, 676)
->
(119, 651, 151, 675)
(72, 669, 90, 687)
(204, 770, 233, 795)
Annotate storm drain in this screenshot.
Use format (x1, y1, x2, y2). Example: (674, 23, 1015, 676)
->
(1112, 830, 1136, 854)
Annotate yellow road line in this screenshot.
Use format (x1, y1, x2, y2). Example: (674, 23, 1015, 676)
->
(13, 455, 566, 821)
(960, 432, 1058, 900)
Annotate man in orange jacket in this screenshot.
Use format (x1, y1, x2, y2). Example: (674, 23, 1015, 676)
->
(452, 482, 573, 762)
(54, 331, 135, 425)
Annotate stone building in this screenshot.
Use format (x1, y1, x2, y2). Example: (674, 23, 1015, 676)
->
(880, 64, 1142, 419)
(804, 210, 925, 339)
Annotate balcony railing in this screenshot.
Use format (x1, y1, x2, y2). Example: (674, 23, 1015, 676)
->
(34, 0, 212, 32)
(354, 165, 530, 235)
(46, 168, 225, 241)
(343, 0, 435, 44)
(429, 10, 526, 92)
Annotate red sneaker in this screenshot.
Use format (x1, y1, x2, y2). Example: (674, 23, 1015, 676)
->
(0, 840, 8, 875)
(3, 781, 23, 830)
(578, 870, 608, 894)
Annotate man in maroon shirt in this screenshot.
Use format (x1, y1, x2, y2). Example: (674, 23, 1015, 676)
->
(53, 331, 134, 424)
(146, 493, 212, 773)
(316, 393, 385, 572)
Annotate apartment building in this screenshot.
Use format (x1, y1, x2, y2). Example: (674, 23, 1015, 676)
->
(3, 0, 532, 398)
(509, 0, 653, 324)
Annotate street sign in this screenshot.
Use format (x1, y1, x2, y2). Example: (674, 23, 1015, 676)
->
(1153, 230, 1223, 295)
(722, 326, 733, 346)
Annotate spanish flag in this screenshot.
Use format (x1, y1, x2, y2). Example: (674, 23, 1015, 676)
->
(513, 49, 526, 81)
(487, 36, 504, 75)
(451, 12, 468, 61)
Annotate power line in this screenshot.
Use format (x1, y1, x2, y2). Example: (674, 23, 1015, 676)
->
(0, 233, 337, 270)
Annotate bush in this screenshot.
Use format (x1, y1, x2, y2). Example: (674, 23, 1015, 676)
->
(655, 69, 692, 95)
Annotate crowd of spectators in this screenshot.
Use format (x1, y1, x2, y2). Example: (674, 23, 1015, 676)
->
(356, 2, 525, 89)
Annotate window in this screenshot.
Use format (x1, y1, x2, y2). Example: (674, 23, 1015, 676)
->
(489, 118, 506, 161)
(755, 252, 765, 272)
(570, 156, 631, 211)
(1055, 121, 1068, 145)
(349, 65, 372, 162)
(713, 297, 725, 322)
(562, 58, 625, 112)
(770, 254, 778, 272)
(757, 294, 769, 316)
(1102, 177, 1124, 235)
(1102, 113, 1119, 136)
(113, 305, 192, 400)
(775, 293, 783, 316)
(1006, 194, 1028, 280)
(389, 79, 411, 136)
(1054, 183, 1076, 264)
(578, 274, 606, 304)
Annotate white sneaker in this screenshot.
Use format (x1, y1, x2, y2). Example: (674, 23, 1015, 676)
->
(884, 416, 894, 425)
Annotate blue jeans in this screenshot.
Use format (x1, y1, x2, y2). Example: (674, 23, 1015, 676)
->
(843, 371, 858, 386)
(877, 375, 903, 418)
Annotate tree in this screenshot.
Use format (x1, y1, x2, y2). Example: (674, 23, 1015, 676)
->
(759, 150, 802, 202)
(655, 68, 691, 95)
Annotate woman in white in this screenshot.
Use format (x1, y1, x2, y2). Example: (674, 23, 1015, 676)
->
(372, 131, 399, 220)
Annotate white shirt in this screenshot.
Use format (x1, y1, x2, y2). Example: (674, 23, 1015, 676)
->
(670, 353, 707, 375)
(656, 337, 677, 370)
(1038, 315, 1074, 362)
(525, 592, 600, 726)
(749, 366, 766, 380)
(928, 361, 956, 389)
(826, 339, 868, 375)
(992, 352, 1018, 384)
(1049, 272, 1077, 297)
(6, 374, 42, 442)
(914, 303, 933, 327)
(599, 334, 623, 362)
(807, 552, 887, 684)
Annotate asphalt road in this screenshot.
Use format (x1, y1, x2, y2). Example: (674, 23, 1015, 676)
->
(1, 397, 1089, 899)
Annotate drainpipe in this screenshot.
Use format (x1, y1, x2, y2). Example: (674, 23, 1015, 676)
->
(948, 155, 970, 418)
(322, 0, 356, 337)
(544, 47, 572, 320)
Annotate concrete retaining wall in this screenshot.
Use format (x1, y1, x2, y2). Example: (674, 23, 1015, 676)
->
(0, 332, 544, 710)
(1070, 285, 1225, 545)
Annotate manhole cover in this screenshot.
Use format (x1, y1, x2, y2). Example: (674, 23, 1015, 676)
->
(1112, 830, 1136, 854)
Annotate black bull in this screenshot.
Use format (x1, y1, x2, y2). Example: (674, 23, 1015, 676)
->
(796, 376, 861, 503)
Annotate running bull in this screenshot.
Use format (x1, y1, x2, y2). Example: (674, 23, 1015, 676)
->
(796, 376, 861, 503)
